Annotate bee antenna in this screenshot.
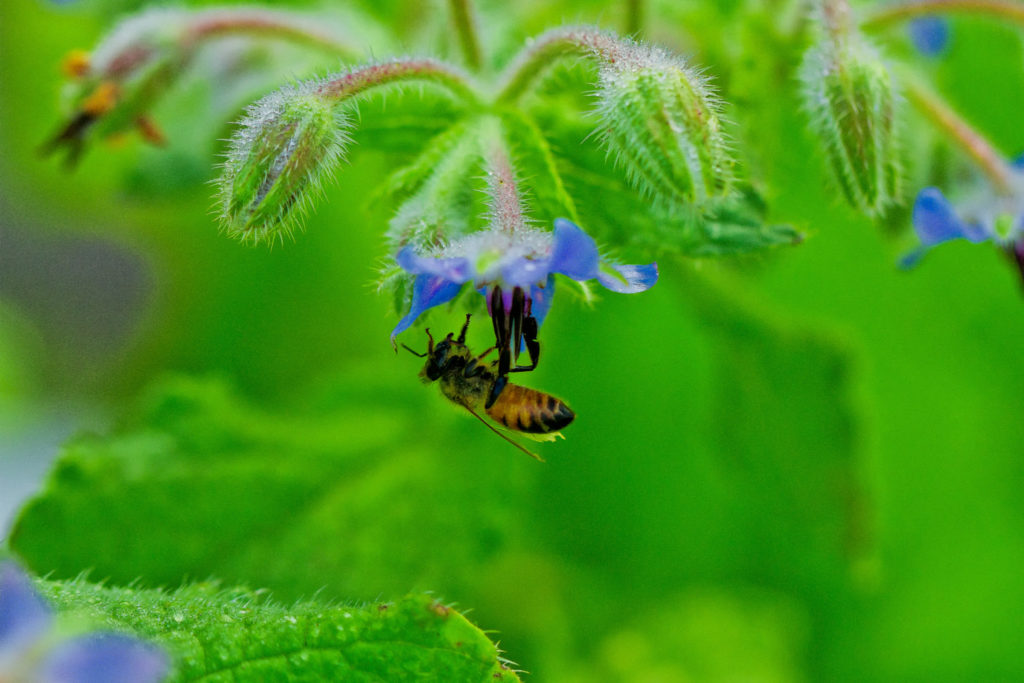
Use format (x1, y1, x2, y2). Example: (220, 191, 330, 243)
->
(401, 344, 427, 358)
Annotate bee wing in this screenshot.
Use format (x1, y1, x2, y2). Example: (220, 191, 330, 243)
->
(463, 404, 544, 462)
(513, 430, 565, 443)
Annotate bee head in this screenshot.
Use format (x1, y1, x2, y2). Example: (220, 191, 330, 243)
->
(405, 326, 470, 383)
(402, 328, 449, 383)
(423, 339, 451, 382)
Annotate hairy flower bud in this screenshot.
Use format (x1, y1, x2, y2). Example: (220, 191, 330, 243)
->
(800, 35, 901, 216)
(218, 83, 350, 243)
(595, 45, 733, 208)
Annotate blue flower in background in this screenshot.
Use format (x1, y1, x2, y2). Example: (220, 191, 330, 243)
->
(0, 562, 169, 683)
(391, 218, 658, 342)
(908, 16, 950, 57)
(903, 157, 1024, 273)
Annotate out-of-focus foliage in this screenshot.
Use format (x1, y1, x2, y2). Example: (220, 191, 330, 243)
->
(2, 0, 1024, 681)
(9, 374, 532, 600)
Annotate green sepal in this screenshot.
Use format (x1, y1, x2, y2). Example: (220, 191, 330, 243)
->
(378, 116, 488, 250)
(660, 187, 804, 257)
(498, 108, 579, 224)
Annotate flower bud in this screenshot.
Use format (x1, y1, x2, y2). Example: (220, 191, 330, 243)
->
(217, 83, 350, 243)
(595, 45, 733, 208)
(800, 36, 901, 216)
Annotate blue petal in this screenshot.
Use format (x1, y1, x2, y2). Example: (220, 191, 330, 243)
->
(898, 246, 927, 270)
(529, 277, 555, 327)
(912, 187, 973, 246)
(908, 16, 950, 57)
(390, 274, 464, 342)
(962, 221, 995, 243)
(1012, 153, 1024, 171)
(0, 562, 52, 656)
(596, 263, 659, 294)
(501, 256, 550, 290)
(396, 246, 472, 283)
(549, 219, 600, 281)
(39, 634, 168, 683)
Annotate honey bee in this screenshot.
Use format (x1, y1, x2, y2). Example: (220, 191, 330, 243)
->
(403, 314, 574, 460)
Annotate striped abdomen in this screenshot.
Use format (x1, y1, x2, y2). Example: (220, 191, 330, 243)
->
(486, 383, 575, 434)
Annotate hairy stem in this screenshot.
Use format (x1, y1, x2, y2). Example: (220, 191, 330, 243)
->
(863, 0, 1024, 30)
(903, 78, 1014, 194)
(494, 27, 626, 105)
(316, 59, 482, 106)
(183, 10, 362, 61)
(820, 0, 854, 43)
(447, 0, 483, 70)
(625, 0, 645, 35)
(485, 124, 528, 233)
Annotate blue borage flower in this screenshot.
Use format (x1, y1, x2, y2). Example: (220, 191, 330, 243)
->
(390, 218, 658, 344)
(0, 562, 168, 683)
(908, 16, 950, 57)
(903, 157, 1024, 273)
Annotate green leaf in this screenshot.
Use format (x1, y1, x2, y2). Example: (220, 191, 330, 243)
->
(377, 116, 489, 247)
(8, 374, 529, 604)
(40, 577, 520, 682)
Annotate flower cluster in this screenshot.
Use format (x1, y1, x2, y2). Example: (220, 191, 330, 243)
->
(391, 219, 658, 343)
(43, 7, 361, 167)
(0, 562, 168, 683)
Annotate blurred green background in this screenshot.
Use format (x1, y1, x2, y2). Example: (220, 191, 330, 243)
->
(1, 0, 1022, 681)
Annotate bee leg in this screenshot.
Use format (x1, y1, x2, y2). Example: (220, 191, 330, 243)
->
(510, 314, 540, 373)
(463, 346, 496, 377)
(456, 313, 472, 343)
(485, 375, 508, 410)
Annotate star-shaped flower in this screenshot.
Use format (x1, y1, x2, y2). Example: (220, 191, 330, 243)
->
(390, 218, 658, 345)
